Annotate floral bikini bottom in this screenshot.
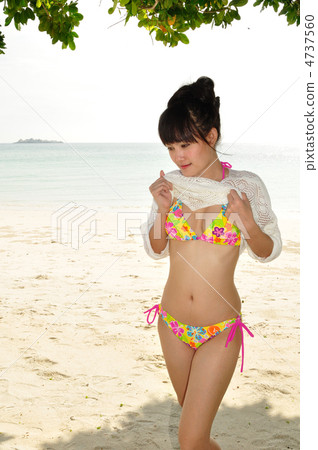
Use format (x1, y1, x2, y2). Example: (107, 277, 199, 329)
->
(144, 303, 254, 372)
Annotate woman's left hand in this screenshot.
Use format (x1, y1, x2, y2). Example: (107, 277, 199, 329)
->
(225, 189, 255, 230)
(225, 189, 274, 258)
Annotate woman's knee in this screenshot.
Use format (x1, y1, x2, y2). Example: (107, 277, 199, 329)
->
(178, 425, 210, 450)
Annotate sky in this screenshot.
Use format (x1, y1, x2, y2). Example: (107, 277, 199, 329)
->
(0, 1, 300, 145)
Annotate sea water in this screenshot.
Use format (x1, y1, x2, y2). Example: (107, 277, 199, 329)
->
(0, 142, 299, 220)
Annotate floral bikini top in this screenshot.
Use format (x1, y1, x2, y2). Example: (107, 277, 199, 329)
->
(164, 162, 241, 246)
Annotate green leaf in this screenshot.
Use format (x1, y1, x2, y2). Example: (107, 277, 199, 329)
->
(108, 0, 118, 14)
(73, 13, 84, 21)
(272, 0, 279, 13)
(14, 11, 22, 25)
(278, 5, 289, 16)
(223, 11, 233, 24)
(287, 10, 297, 25)
(214, 10, 224, 26)
(38, 21, 47, 32)
(20, 9, 28, 24)
(178, 33, 189, 44)
(253, 0, 263, 6)
(155, 29, 165, 41)
(131, 1, 137, 15)
(231, 9, 241, 20)
(36, 0, 42, 8)
(26, 7, 35, 20)
(5, 16, 14, 26)
(69, 4, 78, 13)
(69, 40, 76, 50)
(230, 0, 248, 6)
(125, 12, 131, 24)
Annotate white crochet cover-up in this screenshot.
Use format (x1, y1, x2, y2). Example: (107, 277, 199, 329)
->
(140, 168, 282, 263)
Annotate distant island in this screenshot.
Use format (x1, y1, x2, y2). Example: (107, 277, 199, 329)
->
(14, 138, 64, 144)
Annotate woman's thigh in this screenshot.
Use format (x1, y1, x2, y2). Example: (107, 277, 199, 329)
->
(157, 315, 195, 406)
(178, 326, 242, 446)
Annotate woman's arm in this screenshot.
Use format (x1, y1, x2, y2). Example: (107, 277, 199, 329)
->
(140, 200, 170, 260)
(242, 218, 274, 259)
(140, 170, 173, 260)
(149, 207, 169, 254)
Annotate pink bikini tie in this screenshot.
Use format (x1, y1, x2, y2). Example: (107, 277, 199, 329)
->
(144, 304, 160, 325)
(225, 315, 254, 372)
(220, 161, 232, 180)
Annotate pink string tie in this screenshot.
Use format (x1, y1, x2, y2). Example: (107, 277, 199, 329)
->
(144, 304, 160, 325)
(225, 315, 254, 372)
(220, 161, 232, 180)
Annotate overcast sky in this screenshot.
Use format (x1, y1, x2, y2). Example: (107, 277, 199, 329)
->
(0, 0, 300, 145)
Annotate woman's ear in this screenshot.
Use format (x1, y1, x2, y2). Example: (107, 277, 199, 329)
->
(207, 127, 218, 147)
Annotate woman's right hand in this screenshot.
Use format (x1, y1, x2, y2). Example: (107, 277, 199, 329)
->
(149, 170, 173, 212)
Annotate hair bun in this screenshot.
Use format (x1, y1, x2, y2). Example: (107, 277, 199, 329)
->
(194, 76, 217, 106)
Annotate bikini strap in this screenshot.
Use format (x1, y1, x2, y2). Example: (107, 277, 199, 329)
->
(221, 203, 228, 216)
(220, 161, 232, 180)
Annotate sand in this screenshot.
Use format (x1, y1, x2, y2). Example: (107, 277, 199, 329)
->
(0, 205, 299, 449)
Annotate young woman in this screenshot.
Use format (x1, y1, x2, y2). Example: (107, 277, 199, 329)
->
(141, 76, 282, 450)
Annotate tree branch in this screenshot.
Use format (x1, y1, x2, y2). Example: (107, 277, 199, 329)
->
(142, 0, 159, 11)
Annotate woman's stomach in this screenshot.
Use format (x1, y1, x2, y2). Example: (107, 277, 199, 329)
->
(161, 240, 241, 326)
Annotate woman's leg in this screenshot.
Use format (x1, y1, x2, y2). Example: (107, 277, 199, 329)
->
(178, 325, 242, 450)
(157, 315, 195, 406)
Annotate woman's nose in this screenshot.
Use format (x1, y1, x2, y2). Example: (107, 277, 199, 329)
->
(175, 148, 186, 160)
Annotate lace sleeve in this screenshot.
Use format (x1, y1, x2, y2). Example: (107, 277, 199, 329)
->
(140, 198, 170, 260)
(243, 172, 282, 263)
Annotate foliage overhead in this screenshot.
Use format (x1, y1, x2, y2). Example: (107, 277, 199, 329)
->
(108, 0, 300, 47)
(0, 0, 300, 54)
(0, 0, 83, 54)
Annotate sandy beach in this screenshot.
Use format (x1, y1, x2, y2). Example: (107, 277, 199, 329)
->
(0, 205, 299, 449)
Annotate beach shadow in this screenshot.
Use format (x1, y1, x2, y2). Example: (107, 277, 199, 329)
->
(214, 397, 299, 449)
(0, 434, 15, 445)
(37, 397, 180, 450)
(4, 396, 298, 449)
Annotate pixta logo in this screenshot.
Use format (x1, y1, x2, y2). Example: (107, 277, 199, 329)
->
(51, 202, 97, 249)
(117, 211, 148, 239)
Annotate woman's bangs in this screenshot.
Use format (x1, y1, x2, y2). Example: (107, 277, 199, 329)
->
(158, 107, 199, 146)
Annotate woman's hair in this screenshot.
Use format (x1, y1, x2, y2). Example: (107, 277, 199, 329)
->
(158, 76, 221, 147)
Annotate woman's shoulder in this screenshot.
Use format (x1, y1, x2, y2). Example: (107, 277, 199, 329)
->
(227, 169, 270, 201)
(229, 168, 265, 185)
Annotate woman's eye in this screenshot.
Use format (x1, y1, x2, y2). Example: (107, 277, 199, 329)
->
(181, 143, 189, 148)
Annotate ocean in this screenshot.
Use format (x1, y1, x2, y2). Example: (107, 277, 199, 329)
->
(0, 142, 299, 220)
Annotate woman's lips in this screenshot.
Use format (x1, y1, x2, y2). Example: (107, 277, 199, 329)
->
(180, 163, 191, 169)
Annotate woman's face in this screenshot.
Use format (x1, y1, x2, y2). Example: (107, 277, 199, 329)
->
(166, 138, 215, 177)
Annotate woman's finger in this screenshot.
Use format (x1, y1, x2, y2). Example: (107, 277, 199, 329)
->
(229, 189, 240, 200)
(161, 176, 173, 190)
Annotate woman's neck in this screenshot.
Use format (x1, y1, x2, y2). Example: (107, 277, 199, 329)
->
(199, 157, 224, 181)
